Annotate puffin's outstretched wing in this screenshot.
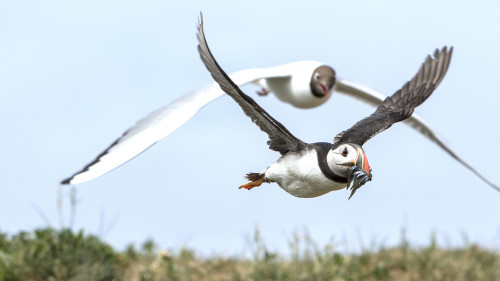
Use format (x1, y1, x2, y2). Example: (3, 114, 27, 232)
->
(196, 16, 307, 155)
(336, 64, 500, 193)
(334, 46, 452, 147)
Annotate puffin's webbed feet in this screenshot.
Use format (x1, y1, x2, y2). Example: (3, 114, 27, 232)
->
(239, 173, 266, 190)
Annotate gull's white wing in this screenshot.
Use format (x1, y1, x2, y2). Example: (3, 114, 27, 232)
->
(61, 64, 308, 185)
(335, 79, 500, 192)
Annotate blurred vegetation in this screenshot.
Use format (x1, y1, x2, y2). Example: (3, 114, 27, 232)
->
(0, 227, 498, 281)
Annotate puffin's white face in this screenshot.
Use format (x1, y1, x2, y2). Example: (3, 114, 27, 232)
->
(327, 144, 365, 177)
(327, 143, 372, 198)
(328, 143, 371, 179)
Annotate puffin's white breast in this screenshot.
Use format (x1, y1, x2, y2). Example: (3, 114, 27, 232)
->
(264, 148, 347, 198)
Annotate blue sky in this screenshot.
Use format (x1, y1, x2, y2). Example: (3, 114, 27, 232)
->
(1, 0, 499, 255)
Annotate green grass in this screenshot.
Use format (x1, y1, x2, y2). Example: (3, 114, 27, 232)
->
(0, 228, 498, 281)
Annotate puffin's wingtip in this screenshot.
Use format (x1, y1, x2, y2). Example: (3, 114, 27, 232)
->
(198, 11, 203, 25)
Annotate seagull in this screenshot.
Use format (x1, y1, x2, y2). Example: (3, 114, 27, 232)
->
(60, 25, 498, 193)
(196, 17, 456, 198)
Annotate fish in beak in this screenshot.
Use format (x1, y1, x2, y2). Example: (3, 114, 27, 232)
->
(339, 147, 372, 199)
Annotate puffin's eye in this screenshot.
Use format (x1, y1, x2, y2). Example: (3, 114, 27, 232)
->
(341, 147, 348, 157)
(314, 73, 320, 79)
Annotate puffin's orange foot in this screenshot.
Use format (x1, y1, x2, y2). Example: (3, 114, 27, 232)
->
(239, 177, 265, 190)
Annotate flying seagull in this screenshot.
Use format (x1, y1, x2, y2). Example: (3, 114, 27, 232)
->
(60, 26, 498, 193)
(196, 17, 455, 198)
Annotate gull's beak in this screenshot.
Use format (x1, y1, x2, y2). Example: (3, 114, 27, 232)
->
(320, 83, 331, 97)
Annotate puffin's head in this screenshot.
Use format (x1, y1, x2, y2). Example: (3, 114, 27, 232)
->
(328, 143, 372, 199)
(310, 65, 336, 98)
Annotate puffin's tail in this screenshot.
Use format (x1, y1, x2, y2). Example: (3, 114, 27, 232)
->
(245, 172, 264, 182)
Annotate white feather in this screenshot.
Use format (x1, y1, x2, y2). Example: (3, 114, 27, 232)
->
(64, 62, 310, 184)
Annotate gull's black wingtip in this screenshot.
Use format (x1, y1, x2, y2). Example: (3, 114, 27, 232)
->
(60, 177, 72, 185)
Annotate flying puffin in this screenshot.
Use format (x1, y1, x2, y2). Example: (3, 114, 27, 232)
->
(196, 17, 454, 199)
(60, 24, 497, 193)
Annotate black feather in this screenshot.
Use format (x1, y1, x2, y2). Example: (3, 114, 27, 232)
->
(196, 14, 308, 155)
(334, 46, 453, 147)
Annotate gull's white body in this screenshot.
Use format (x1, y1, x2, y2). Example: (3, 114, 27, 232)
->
(253, 61, 330, 108)
(265, 148, 346, 198)
(63, 60, 471, 186)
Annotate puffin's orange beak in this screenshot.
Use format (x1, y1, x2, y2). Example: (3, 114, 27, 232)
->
(354, 148, 371, 176)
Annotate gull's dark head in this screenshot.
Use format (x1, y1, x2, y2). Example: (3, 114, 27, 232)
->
(310, 65, 336, 98)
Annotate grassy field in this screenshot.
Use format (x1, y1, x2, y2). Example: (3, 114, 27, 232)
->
(0, 227, 498, 281)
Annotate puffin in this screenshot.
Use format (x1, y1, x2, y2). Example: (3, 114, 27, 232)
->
(196, 17, 454, 199)
(60, 24, 497, 193)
